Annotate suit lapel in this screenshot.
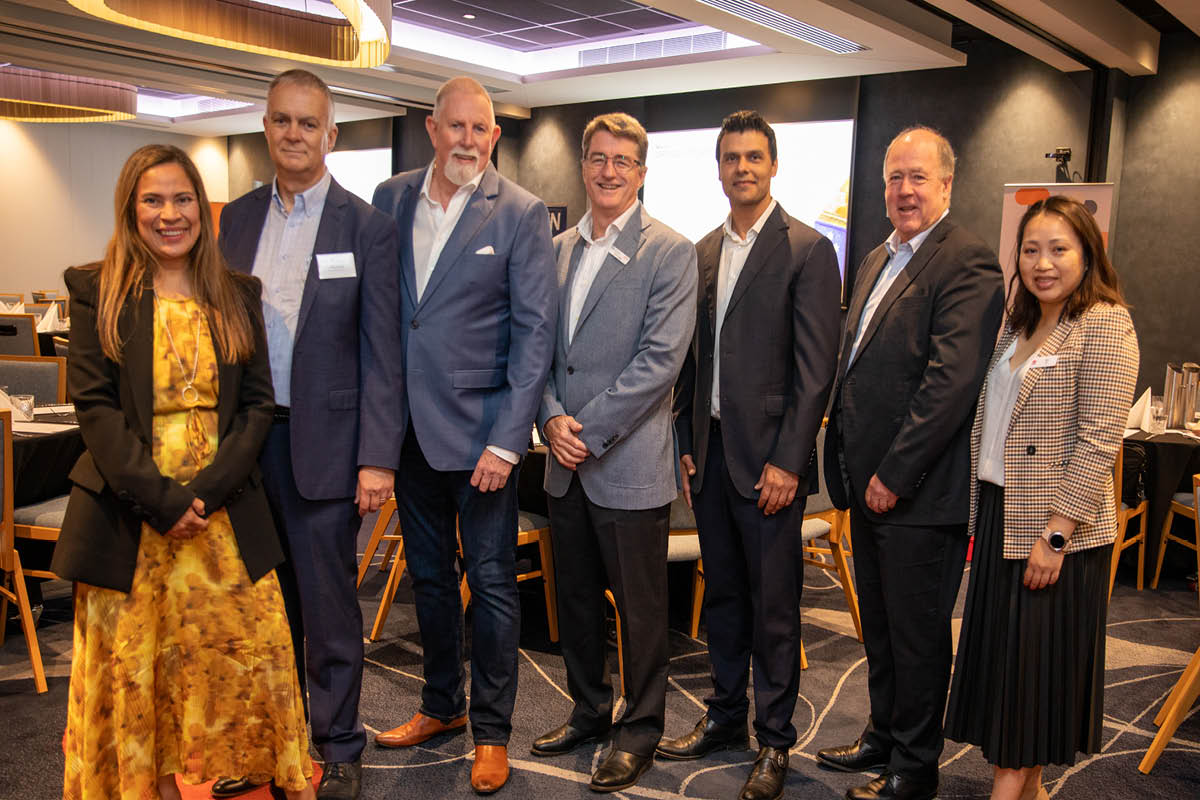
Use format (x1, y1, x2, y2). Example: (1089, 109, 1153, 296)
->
(696, 228, 722, 336)
(121, 283, 156, 443)
(838, 245, 888, 379)
(1010, 315, 1077, 422)
(568, 206, 646, 349)
(849, 219, 952, 374)
(559, 231, 585, 344)
(396, 175, 420, 310)
(227, 186, 271, 274)
(418, 166, 499, 310)
(294, 180, 347, 343)
(723, 205, 786, 319)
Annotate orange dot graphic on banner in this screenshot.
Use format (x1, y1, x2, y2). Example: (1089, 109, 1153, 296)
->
(1015, 187, 1051, 205)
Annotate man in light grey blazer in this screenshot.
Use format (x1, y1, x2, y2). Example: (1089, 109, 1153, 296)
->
(531, 112, 698, 793)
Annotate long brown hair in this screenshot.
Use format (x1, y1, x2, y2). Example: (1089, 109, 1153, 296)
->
(1007, 195, 1127, 338)
(95, 144, 254, 363)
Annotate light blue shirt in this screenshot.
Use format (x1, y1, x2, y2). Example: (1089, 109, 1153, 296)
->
(847, 208, 949, 367)
(251, 170, 331, 407)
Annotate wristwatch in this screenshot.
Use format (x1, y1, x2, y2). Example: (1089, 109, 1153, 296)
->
(1041, 528, 1068, 552)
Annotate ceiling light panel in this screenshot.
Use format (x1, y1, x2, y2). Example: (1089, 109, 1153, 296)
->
(693, 0, 867, 54)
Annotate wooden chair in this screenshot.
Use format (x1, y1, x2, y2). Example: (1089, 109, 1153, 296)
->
(0, 355, 68, 406)
(1109, 443, 1149, 600)
(0, 293, 23, 306)
(365, 505, 560, 643)
(24, 303, 52, 323)
(0, 409, 49, 693)
(0, 313, 40, 356)
(1151, 474, 1199, 601)
(1138, 639, 1200, 773)
(30, 291, 59, 303)
(606, 498, 706, 695)
(51, 336, 69, 360)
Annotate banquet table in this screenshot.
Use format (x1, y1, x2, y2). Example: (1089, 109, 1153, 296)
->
(1124, 431, 1200, 582)
(12, 407, 84, 507)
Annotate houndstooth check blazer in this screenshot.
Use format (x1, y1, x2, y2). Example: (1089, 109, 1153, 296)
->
(968, 302, 1139, 559)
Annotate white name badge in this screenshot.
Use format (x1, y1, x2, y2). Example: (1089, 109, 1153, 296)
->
(611, 247, 630, 265)
(316, 252, 356, 279)
(1029, 355, 1059, 369)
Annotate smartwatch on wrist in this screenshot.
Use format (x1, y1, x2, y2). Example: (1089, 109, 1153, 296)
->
(1041, 528, 1068, 552)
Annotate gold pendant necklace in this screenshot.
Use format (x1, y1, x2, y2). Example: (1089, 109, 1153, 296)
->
(153, 290, 201, 404)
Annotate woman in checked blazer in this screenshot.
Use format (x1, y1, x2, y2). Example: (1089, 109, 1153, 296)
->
(944, 195, 1139, 800)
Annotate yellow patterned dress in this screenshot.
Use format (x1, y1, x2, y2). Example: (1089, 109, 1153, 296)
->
(63, 295, 312, 799)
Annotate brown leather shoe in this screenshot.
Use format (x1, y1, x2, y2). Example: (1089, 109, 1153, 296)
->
(471, 745, 509, 794)
(375, 711, 468, 747)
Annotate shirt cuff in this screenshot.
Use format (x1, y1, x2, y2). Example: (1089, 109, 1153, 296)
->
(486, 445, 520, 465)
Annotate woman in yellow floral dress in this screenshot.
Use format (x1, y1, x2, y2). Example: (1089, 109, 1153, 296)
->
(52, 144, 313, 799)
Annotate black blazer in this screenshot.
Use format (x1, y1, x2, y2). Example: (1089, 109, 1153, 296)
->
(51, 266, 282, 592)
(675, 204, 842, 499)
(218, 178, 404, 500)
(824, 215, 1004, 527)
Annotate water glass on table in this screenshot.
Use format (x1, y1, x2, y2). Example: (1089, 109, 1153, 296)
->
(11, 393, 35, 422)
(1149, 395, 1168, 435)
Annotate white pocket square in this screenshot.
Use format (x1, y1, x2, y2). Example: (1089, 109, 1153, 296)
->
(475, 245, 496, 255)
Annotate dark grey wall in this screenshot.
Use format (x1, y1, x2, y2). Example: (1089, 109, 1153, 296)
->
(227, 117, 392, 200)
(848, 39, 1093, 292)
(1113, 32, 1200, 391)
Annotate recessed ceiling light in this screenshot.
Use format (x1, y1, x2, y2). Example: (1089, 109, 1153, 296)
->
(463, 13, 475, 20)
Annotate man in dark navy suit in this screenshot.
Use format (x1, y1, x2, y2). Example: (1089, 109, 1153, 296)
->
(216, 69, 403, 800)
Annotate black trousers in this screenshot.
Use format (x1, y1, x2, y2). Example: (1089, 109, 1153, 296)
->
(548, 475, 670, 757)
(261, 420, 366, 763)
(849, 503, 968, 777)
(693, 422, 806, 749)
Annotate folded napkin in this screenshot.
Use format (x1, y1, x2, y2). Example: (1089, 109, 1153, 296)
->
(0, 387, 11, 412)
(1127, 387, 1151, 432)
(36, 301, 60, 332)
(0, 300, 24, 314)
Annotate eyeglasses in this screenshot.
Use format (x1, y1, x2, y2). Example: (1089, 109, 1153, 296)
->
(583, 152, 643, 173)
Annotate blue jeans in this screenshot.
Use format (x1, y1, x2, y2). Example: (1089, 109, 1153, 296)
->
(394, 429, 521, 745)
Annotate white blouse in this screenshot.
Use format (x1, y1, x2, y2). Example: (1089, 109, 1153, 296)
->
(978, 339, 1036, 486)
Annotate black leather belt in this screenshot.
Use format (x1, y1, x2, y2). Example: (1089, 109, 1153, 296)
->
(273, 405, 290, 423)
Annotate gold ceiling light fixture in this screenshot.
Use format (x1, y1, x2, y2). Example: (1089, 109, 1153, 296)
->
(0, 65, 137, 123)
(67, 0, 392, 68)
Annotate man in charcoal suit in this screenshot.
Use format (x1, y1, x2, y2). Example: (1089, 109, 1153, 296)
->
(659, 110, 841, 800)
(817, 126, 1004, 800)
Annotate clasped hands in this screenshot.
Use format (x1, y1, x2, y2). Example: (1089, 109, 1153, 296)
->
(545, 414, 591, 471)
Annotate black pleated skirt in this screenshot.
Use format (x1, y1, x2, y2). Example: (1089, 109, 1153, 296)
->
(944, 482, 1111, 768)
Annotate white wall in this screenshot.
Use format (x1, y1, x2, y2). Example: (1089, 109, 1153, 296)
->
(0, 121, 228, 296)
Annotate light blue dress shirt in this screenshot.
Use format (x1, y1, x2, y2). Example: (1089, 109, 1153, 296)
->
(847, 208, 949, 367)
(251, 171, 331, 407)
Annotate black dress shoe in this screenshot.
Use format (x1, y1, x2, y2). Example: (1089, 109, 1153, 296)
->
(532, 722, 610, 756)
(317, 761, 362, 800)
(846, 770, 937, 800)
(589, 749, 653, 793)
(211, 778, 264, 798)
(739, 746, 788, 800)
(817, 737, 890, 773)
(656, 713, 750, 761)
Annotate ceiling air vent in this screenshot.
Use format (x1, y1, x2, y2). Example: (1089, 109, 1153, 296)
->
(695, 0, 867, 54)
(579, 31, 729, 67)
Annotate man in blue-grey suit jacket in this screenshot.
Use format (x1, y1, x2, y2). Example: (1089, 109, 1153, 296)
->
(532, 112, 697, 794)
(370, 77, 556, 794)
(216, 70, 403, 800)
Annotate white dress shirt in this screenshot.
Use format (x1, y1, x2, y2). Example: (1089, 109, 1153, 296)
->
(252, 171, 331, 407)
(411, 163, 517, 465)
(412, 162, 485, 301)
(978, 338, 1035, 486)
(847, 208, 949, 367)
(712, 199, 776, 419)
(568, 200, 640, 345)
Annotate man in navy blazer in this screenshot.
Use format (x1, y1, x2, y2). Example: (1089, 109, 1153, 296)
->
(370, 76, 556, 794)
(217, 69, 403, 800)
